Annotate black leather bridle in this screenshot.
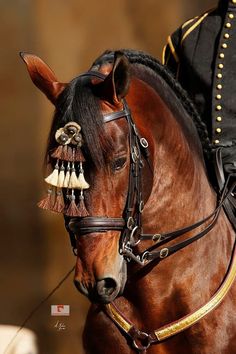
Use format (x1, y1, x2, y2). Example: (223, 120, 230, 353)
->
(65, 70, 236, 267)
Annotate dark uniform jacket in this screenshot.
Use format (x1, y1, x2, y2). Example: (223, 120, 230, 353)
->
(163, 0, 236, 169)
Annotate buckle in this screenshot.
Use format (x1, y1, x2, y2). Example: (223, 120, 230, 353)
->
(131, 329, 152, 351)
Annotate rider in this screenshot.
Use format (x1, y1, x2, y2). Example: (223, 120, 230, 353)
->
(163, 0, 236, 176)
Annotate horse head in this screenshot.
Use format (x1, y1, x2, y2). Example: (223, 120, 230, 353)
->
(21, 51, 148, 304)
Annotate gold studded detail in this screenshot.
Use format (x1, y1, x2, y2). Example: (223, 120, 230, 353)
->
(216, 128, 222, 133)
(229, 14, 234, 19)
(221, 43, 227, 49)
(232, 0, 236, 4)
(216, 94, 222, 100)
(217, 73, 223, 79)
(218, 63, 224, 69)
(217, 84, 223, 90)
(224, 33, 230, 39)
(225, 23, 232, 28)
(216, 105, 222, 111)
(219, 53, 225, 59)
(216, 116, 222, 122)
(214, 139, 220, 144)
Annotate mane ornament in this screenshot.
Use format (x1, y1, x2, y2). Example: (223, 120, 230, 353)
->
(38, 120, 90, 217)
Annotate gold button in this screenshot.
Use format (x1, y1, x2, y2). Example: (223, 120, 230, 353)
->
(232, 0, 236, 4)
(224, 33, 230, 39)
(216, 105, 222, 110)
(217, 84, 222, 89)
(216, 128, 222, 133)
(218, 63, 224, 69)
(221, 43, 227, 49)
(219, 53, 225, 59)
(225, 23, 232, 28)
(216, 116, 222, 122)
(229, 14, 234, 19)
(216, 94, 222, 99)
(214, 139, 220, 144)
(217, 73, 223, 79)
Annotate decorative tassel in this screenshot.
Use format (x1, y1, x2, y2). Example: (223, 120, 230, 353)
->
(37, 187, 55, 210)
(52, 188, 65, 213)
(65, 190, 80, 216)
(63, 162, 71, 188)
(75, 146, 85, 162)
(51, 145, 64, 159)
(77, 162, 90, 189)
(57, 162, 65, 188)
(65, 146, 74, 161)
(77, 190, 89, 217)
(45, 160, 59, 186)
(68, 162, 78, 189)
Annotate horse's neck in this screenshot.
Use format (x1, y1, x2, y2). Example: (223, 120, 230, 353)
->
(122, 83, 235, 329)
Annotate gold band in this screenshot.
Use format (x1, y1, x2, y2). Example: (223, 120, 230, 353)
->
(155, 245, 236, 340)
(106, 243, 236, 344)
(106, 303, 132, 333)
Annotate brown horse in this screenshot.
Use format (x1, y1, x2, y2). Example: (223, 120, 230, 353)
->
(21, 50, 236, 354)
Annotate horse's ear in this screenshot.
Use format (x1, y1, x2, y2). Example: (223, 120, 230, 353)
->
(96, 52, 130, 104)
(19, 52, 67, 104)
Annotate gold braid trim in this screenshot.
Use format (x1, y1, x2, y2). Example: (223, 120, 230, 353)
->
(106, 244, 236, 343)
(155, 245, 236, 340)
(181, 9, 215, 44)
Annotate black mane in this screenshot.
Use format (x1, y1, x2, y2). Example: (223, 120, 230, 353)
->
(47, 75, 111, 168)
(92, 49, 212, 159)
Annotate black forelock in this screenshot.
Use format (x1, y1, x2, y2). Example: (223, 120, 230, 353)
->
(46, 75, 111, 168)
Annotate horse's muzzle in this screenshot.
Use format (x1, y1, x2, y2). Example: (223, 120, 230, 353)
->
(74, 277, 120, 304)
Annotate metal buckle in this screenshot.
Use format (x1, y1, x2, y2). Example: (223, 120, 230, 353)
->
(152, 234, 162, 243)
(129, 226, 141, 246)
(131, 146, 140, 163)
(140, 137, 149, 149)
(139, 201, 144, 213)
(132, 330, 152, 351)
(160, 247, 169, 259)
(127, 216, 135, 230)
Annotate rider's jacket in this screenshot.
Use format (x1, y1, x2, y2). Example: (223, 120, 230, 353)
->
(163, 0, 236, 169)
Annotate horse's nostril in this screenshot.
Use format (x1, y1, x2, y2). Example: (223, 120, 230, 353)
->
(96, 278, 118, 297)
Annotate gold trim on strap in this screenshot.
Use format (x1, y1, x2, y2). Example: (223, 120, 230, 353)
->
(106, 244, 236, 343)
(106, 303, 132, 333)
(155, 246, 236, 340)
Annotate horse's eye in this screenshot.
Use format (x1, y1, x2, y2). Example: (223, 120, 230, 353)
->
(111, 157, 127, 172)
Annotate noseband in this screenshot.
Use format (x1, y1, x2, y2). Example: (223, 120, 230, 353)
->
(65, 70, 236, 268)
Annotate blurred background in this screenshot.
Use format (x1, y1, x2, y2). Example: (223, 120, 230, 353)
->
(0, 0, 216, 353)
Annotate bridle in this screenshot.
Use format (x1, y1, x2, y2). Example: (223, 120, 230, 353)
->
(65, 70, 235, 267)
(63, 70, 236, 353)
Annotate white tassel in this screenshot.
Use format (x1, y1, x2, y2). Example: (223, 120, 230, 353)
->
(45, 160, 59, 186)
(63, 162, 71, 188)
(68, 162, 78, 189)
(77, 162, 90, 189)
(57, 162, 65, 188)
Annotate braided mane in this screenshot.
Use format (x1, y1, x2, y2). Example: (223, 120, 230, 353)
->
(92, 49, 213, 160)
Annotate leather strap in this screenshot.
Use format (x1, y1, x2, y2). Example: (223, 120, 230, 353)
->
(105, 238, 236, 351)
(69, 217, 125, 235)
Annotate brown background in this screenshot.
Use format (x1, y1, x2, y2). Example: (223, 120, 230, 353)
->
(0, 0, 216, 353)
